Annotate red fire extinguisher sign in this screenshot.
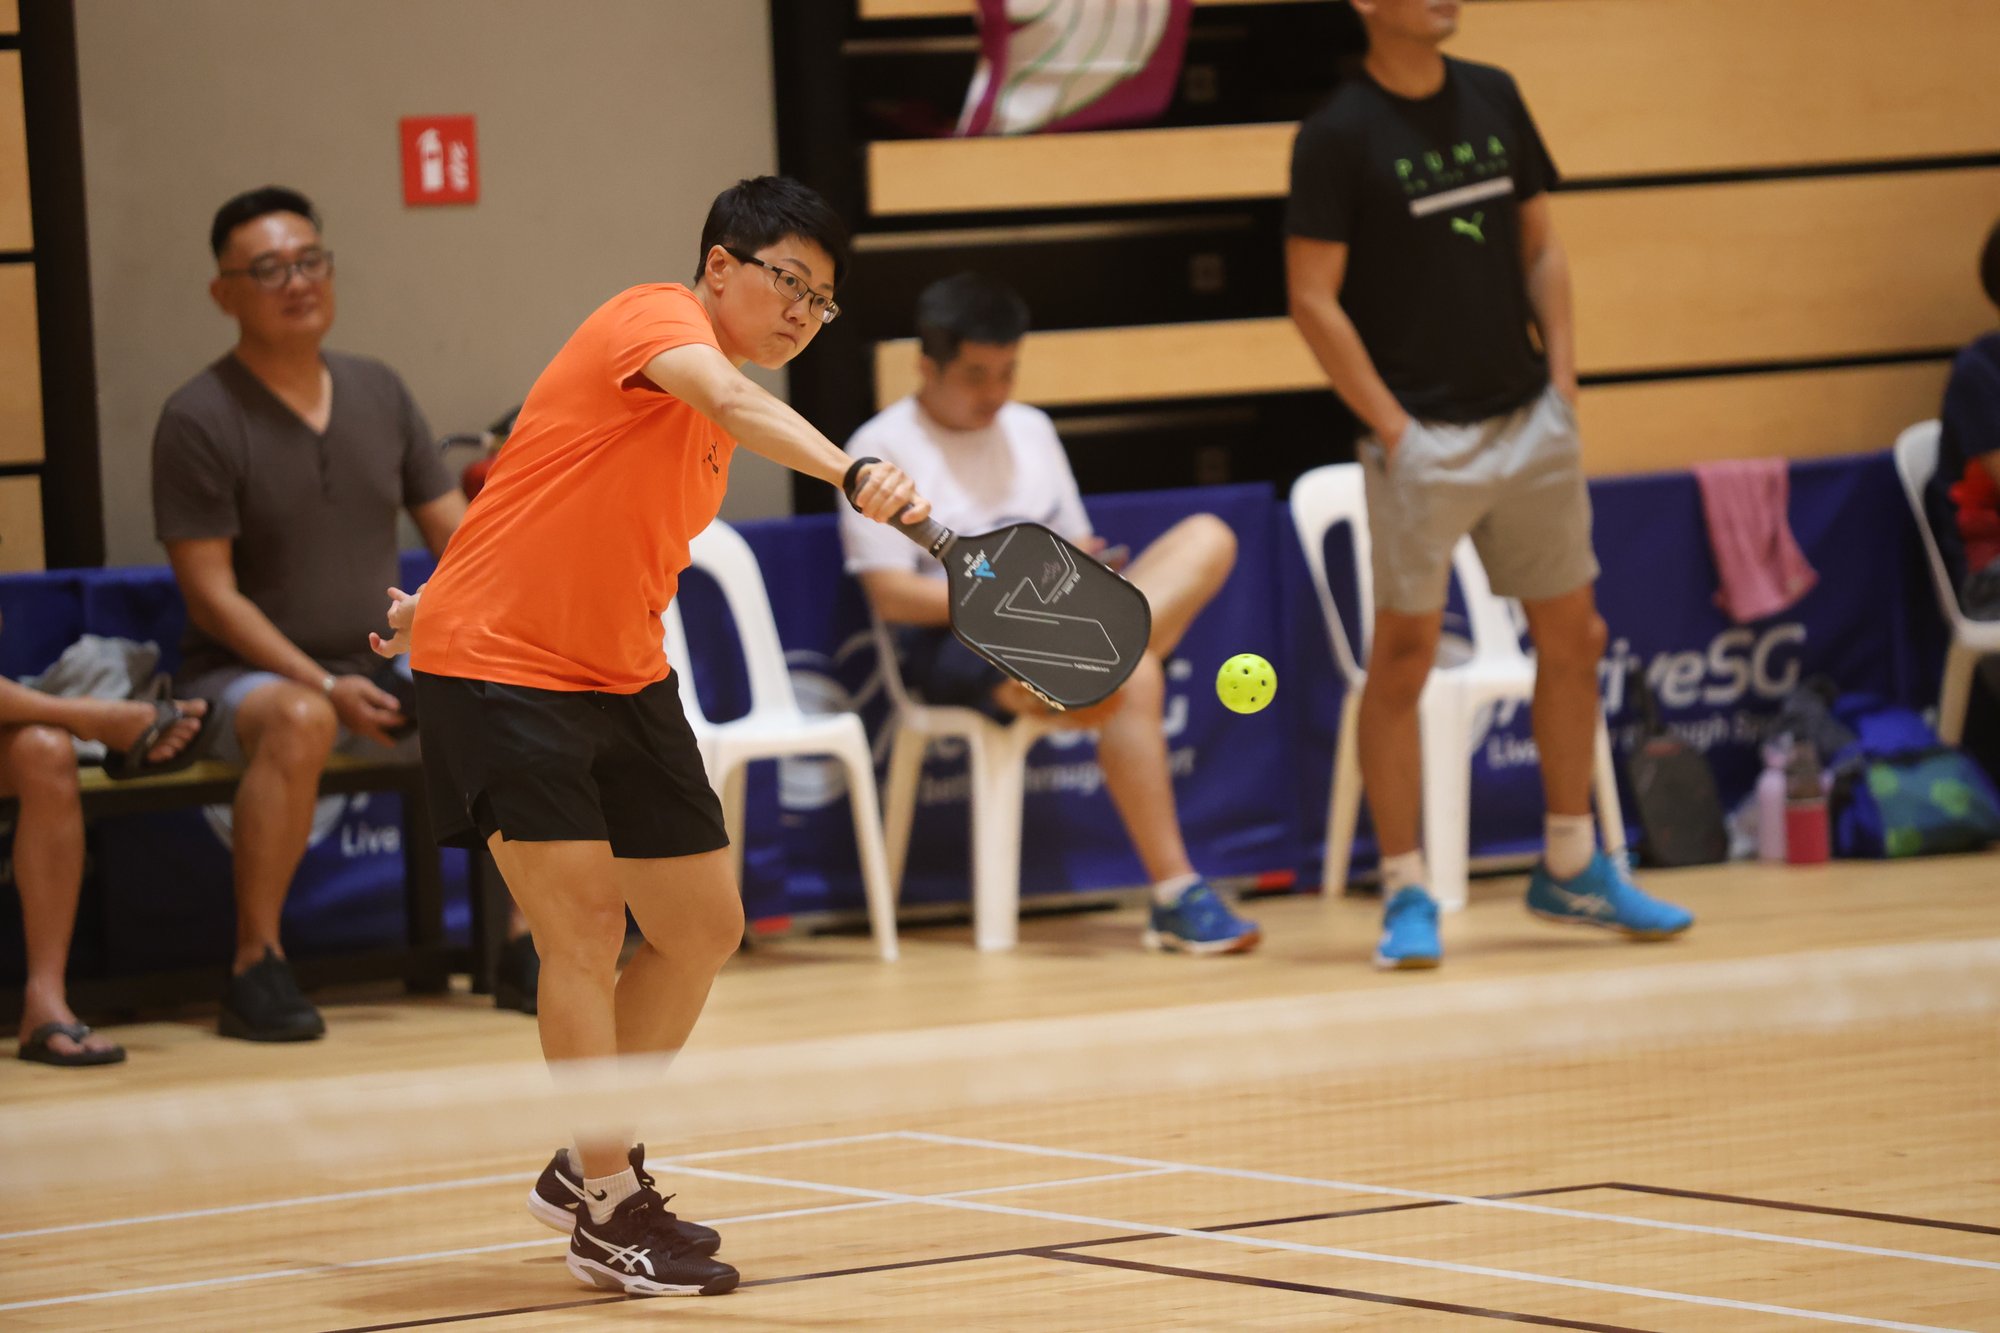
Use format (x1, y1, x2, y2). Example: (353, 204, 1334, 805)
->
(400, 116, 479, 206)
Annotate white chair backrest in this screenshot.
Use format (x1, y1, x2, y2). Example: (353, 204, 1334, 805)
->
(1892, 420, 1967, 632)
(867, 610, 920, 714)
(1290, 462, 1529, 677)
(681, 520, 801, 717)
(1288, 464, 1370, 685)
(1450, 537, 1530, 666)
(660, 601, 707, 725)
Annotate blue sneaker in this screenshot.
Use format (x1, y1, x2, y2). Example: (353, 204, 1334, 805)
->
(1526, 851, 1694, 940)
(1142, 881, 1261, 955)
(1375, 886, 1441, 970)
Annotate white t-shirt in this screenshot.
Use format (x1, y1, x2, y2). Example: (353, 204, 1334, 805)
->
(839, 397, 1093, 578)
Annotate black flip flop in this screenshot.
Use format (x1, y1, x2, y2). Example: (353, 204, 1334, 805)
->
(100, 698, 212, 781)
(17, 1021, 126, 1067)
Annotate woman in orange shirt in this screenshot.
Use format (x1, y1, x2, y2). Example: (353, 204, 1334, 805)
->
(372, 177, 926, 1298)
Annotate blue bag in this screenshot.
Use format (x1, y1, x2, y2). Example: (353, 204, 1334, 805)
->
(1828, 697, 2000, 858)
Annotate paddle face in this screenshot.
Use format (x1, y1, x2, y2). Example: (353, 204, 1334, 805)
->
(842, 456, 1152, 711)
(942, 522, 1151, 710)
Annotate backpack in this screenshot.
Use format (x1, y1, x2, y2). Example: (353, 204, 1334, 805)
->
(1827, 696, 2000, 858)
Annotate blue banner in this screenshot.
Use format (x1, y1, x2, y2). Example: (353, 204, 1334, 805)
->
(0, 452, 1967, 980)
(697, 485, 1301, 923)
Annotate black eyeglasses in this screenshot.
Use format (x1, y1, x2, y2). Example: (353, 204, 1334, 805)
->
(724, 247, 840, 325)
(219, 248, 334, 290)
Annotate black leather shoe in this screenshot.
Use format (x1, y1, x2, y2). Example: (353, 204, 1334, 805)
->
(218, 948, 325, 1042)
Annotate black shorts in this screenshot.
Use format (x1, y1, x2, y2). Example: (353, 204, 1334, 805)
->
(412, 670, 728, 860)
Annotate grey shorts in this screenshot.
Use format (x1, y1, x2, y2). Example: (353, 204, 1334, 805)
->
(1360, 383, 1599, 615)
(180, 665, 421, 766)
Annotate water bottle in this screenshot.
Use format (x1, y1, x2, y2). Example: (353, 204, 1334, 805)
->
(1756, 741, 1789, 863)
(1784, 740, 1831, 865)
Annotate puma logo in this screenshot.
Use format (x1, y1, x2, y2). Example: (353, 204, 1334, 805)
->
(1451, 212, 1486, 244)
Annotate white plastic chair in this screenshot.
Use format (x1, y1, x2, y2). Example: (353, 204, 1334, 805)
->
(871, 613, 1064, 952)
(1893, 420, 2000, 746)
(1289, 463, 1626, 911)
(663, 521, 900, 961)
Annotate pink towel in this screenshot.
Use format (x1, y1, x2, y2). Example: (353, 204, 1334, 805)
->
(1692, 459, 1819, 624)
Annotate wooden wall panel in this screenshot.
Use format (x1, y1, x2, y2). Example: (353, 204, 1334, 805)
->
(876, 169, 2000, 402)
(871, 123, 1289, 216)
(0, 1, 16, 36)
(1576, 361, 1952, 477)
(866, 0, 2000, 216)
(0, 262, 42, 463)
(881, 351, 1945, 477)
(0, 54, 30, 251)
(1561, 168, 2000, 374)
(1458, 0, 2000, 178)
(860, 0, 1301, 16)
(0, 474, 44, 573)
(876, 317, 1308, 409)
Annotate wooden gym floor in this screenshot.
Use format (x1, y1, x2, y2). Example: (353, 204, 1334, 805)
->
(2, 855, 1996, 1330)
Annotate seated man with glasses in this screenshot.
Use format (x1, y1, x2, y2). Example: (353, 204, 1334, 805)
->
(150, 186, 535, 1039)
(839, 272, 1260, 955)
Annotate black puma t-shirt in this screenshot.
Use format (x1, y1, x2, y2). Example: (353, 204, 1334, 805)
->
(1287, 57, 1558, 423)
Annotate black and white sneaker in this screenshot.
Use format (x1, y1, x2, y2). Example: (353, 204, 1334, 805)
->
(528, 1144, 722, 1255)
(567, 1187, 739, 1297)
(218, 948, 325, 1042)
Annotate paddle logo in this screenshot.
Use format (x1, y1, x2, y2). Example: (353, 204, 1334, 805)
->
(963, 552, 996, 580)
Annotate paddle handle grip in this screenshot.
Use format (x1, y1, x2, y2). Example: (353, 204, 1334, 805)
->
(843, 456, 957, 560)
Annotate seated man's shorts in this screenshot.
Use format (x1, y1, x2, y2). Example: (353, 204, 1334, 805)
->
(1359, 382, 1600, 616)
(179, 664, 421, 765)
(412, 670, 728, 860)
(894, 625, 1012, 722)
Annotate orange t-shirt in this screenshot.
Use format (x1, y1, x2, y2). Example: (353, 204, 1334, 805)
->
(411, 284, 734, 692)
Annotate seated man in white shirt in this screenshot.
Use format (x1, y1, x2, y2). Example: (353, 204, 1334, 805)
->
(839, 273, 1258, 954)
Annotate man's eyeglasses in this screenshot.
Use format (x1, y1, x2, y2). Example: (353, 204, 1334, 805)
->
(219, 249, 334, 290)
(724, 247, 840, 325)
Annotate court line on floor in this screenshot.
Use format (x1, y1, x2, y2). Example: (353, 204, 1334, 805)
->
(1037, 1250, 1662, 1333)
(0, 1165, 1179, 1314)
(313, 1183, 1860, 1333)
(664, 1161, 1971, 1332)
(900, 1131, 2000, 1273)
(1601, 1183, 2000, 1238)
(329, 1190, 1661, 1333)
(10, 1142, 1977, 1330)
(0, 1129, 909, 1241)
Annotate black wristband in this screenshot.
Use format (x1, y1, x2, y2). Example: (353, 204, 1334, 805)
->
(842, 456, 881, 508)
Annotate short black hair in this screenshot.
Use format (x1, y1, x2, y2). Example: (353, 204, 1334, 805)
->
(1981, 217, 2000, 309)
(210, 186, 321, 260)
(694, 176, 850, 288)
(915, 272, 1030, 366)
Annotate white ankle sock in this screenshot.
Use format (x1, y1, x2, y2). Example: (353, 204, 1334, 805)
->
(1380, 850, 1427, 895)
(582, 1166, 641, 1226)
(1544, 813, 1597, 881)
(1151, 872, 1200, 906)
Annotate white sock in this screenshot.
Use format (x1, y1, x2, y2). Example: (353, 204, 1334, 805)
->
(1544, 813, 1597, 881)
(582, 1166, 642, 1226)
(1380, 850, 1427, 896)
(1151, 872, 1200, 906)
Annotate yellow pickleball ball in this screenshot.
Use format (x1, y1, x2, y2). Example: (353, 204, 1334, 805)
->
(1216, 653, 1276, 714)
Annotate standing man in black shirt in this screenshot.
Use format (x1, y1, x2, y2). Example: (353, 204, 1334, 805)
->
(1286, 0, 1692, 969)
